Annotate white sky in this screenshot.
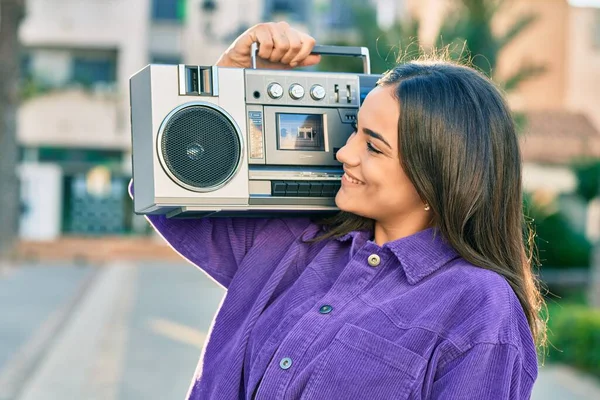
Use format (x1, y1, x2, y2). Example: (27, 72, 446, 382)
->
(568, 0, 600, 7)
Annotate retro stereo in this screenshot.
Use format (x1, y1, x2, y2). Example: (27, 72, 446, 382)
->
(130, 44, 379, 218)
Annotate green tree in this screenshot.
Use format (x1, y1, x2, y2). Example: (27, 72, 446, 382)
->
(436, 0, 545, 90)
(0, 0, 26, 264)
(572, 159, 600, 203)
(570, 158, 600, 307)
(317, 0, 545, 94)
(316, 0, 421, 74)
(525, 192, 591, 269)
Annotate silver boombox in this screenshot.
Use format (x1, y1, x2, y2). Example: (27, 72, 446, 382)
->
(130, 44, 379, 218)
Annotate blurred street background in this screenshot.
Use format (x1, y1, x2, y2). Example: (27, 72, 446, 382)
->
(0, 0, 600, 398)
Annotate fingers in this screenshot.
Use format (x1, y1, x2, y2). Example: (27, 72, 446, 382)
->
(244, 22, 318, 68)
(266, 22, 292, 64)
(290, 34, 317, 67)
(280, 26, 303, 65)
(297, 54, 321, 67)
(252, 25, 274, 60)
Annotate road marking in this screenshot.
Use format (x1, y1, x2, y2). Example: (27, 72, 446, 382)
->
(147, 318, 207, 349)
(0, 267, 99, 400)
(15, 263, 136, 400)
(83, 264, 138, 400)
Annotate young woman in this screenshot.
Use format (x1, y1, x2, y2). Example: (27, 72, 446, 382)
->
(140, 22, 545, 399)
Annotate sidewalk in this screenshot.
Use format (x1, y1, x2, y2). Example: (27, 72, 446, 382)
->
(0, 263, 98, 400)
(0, 262, 223, 400)
(2, 262, 600, 399)
(532, 363, 600, 400)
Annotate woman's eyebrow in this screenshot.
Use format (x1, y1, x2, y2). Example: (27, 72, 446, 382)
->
(362, 127, 392, 149)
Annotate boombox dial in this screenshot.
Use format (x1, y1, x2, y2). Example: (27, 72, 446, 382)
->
(158, 103, 242, 192)
(267, 83, 283, 99)
(289, 83, 305, 99)
(310, 85, 326, 100)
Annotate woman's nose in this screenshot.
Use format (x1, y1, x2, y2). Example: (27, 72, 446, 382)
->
(336, 137, 359, 166)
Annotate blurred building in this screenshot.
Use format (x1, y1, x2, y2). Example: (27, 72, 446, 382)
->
(18, 0, 149, 239)
(16, 0, 260, 239)
(16, 0, 391, 240)
(15, 0, 600, 240)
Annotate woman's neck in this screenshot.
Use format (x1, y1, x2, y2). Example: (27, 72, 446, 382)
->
(373, 217, 433, 246)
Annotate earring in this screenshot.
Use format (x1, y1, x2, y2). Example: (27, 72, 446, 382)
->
(424, 203, 431, 211)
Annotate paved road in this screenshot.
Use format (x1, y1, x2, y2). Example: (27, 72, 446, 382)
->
(1, 262, 599, 399)
(0, 262, 224, 400)
(532, 364, 600, 400)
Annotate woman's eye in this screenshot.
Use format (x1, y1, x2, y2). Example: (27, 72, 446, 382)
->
(366, 142, 382, 154)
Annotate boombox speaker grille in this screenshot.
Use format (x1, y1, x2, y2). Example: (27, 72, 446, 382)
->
(159, 105, 241, 191)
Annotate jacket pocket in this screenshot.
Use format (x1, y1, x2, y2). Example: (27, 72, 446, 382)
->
(300, 323, 427, 400)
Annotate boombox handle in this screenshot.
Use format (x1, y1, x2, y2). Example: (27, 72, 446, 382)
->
(250, 43, 371, 75)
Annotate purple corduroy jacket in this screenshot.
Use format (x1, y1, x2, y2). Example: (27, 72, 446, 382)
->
(143, 211, 538, 400)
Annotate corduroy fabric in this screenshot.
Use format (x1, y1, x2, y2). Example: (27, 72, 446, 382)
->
(145, 214, 538, 399)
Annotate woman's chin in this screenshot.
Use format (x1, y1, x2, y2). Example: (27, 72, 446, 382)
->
(334, 194, 357, 214)
(334, 193, 347, 211)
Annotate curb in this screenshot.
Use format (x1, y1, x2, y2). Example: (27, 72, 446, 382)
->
(0, 266, 101, 400)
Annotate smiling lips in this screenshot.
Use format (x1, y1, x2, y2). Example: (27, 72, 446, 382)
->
(342, 171, 364, 185)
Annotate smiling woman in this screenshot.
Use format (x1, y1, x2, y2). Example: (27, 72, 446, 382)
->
(334, 85, 429, 241)
(318, 59, 545, 351)
(138, 21, 545, 400)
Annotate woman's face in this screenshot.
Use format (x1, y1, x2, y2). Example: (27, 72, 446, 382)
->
(335, 85, 427, 227)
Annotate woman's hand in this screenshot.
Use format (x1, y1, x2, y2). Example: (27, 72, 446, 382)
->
(216, 21, 321, 69)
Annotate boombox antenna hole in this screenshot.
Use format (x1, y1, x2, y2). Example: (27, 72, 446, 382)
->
(253, 91, 261, 99)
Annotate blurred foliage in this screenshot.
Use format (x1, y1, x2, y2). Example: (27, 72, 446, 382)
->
(572, 158, 600, 203)
(544, 302, 600, 378)
(316, 0, 545, 92)
(525, 192, 591, 269)
(20, 77, 53, 101)
(20, 76, 118, 101)
(435, 0, 546, 86)
(316, 0, 421, 74)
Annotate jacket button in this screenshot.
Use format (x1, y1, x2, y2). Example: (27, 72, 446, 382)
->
(279, 357, 293, 370)
(319, 305, 333, 314)
(368, 254, 381, 267)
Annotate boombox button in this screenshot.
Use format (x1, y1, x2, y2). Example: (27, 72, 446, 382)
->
(286, 183, 299, 196)
(272, 181, 287, 196)
(322, 182, 337, 196)
(298, 182, 310, 196)
(310, 183, 323, 196)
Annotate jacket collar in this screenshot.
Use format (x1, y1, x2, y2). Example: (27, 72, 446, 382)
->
(337, 227, 459, 285)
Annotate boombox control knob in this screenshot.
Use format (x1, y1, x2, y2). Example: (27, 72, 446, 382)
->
(289, 83, 305, 100)
(310, 85, 326, 100)
(267, 83, 284, 99)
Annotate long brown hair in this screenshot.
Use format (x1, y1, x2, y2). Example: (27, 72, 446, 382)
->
(313, 59, 547, 349)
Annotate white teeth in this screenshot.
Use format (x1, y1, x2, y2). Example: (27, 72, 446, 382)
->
(344, 173, 362, 184)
